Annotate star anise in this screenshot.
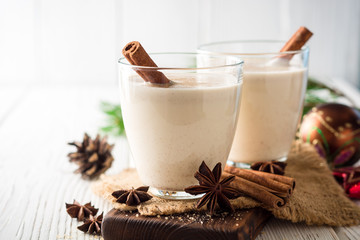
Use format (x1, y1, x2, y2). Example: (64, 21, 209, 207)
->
(68, 133, 114, 179)
(78, 213, 103, 235)
(184, 161, 242, 215)
(251, 160, 287, 175)
(65, 200, 99, 221)
(112, 186, 153, 206)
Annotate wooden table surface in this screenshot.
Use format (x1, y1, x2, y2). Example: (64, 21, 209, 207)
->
(1, 83, 360, 240)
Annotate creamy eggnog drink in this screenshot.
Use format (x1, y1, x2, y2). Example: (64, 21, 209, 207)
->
(121, 73, 241, 190)
(198, 37, 310, 166)
(228, 63, 306, 164)
(118, 50, 243, 199)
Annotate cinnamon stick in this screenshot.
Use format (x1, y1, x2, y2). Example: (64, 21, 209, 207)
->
(278, 26, 313, 60)
(122, 41, 171, 84)
(223, 166, 296, 209)
(280, 26, 313, 52)
(225, 165, 295, 191)
(222, 172, 288, 209)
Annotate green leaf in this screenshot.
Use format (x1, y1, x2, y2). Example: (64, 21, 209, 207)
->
(302, 78, 346, 116)
(100, 101, 126, 137)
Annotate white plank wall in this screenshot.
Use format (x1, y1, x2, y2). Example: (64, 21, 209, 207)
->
(0, 85, 359, 239)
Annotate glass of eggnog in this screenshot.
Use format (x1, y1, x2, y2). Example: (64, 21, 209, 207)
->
(198, 41, 309, 168)
(118, 53, 243, 199)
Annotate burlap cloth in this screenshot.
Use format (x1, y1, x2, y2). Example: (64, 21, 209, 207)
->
(92, 141, 360, 226)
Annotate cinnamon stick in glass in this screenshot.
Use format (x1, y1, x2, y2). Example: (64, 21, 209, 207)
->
(280, 26, 313, 52)
(279, 26, 313, 60)
(122, 41, 171, 84)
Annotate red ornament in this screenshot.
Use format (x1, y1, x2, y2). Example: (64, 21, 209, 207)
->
(333, 166, 360, 199)
(299, 103, 360, 168)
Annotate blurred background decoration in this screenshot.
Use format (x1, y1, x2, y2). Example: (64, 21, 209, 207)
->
(0, 0, 359, 88)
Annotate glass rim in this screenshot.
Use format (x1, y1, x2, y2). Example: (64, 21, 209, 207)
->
(118, 52, 244, 70)
(198, 40, 309, 56)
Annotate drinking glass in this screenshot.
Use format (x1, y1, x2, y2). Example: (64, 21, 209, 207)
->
(198, 41, 309, 168)
(118, 53, 243, 199)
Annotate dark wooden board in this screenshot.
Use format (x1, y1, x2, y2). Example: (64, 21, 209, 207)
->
(102, 208, 271, 240)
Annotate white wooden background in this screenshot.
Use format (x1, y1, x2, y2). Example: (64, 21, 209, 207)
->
(1, 82, 360, 239)
(2, 0, 360, 87)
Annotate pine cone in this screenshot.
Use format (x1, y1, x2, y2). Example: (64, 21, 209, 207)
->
(68, 133, 114, 179)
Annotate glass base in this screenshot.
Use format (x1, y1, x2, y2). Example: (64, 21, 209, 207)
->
(227, 156, 287, 169)
(149, 187, 204, 200)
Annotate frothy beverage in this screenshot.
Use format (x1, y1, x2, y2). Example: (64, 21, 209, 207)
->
(120, 72, 241, 191)
(229, 63, 306, 164)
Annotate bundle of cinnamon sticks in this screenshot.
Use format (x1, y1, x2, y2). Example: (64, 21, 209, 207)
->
(224, 165, 295, 209)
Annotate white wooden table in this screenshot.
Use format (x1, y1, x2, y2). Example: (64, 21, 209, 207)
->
(1, 83, 360, 239)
